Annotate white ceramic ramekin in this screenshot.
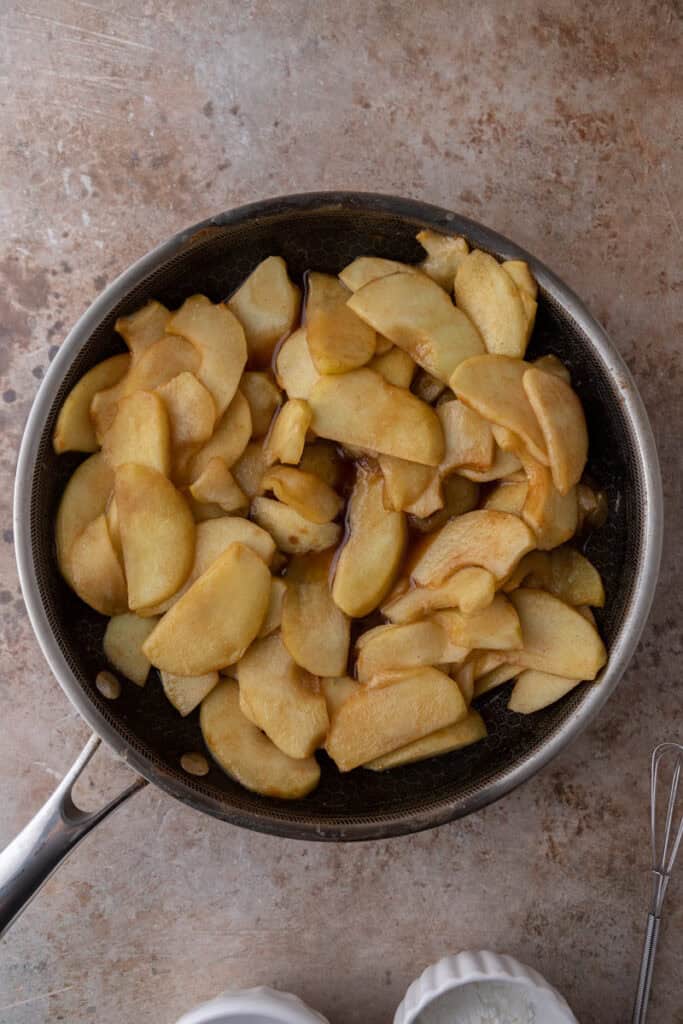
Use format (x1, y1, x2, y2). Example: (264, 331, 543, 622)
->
(174, 986, 330, 1024)
(394, 951, 579, 1024)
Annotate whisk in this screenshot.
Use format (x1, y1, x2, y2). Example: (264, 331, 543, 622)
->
(632, 742, 683, 1023)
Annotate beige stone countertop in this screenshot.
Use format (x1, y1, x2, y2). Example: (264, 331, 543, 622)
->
(1, 2, 681, 1022)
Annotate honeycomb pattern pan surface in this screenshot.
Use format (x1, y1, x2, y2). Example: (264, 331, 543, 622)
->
(14, 192, 663, 841)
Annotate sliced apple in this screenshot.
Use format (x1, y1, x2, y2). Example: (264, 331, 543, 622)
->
(189, 457, 247, 513)
(382, 566, 496, 623)
(298, 441, 345, 489)
(103, 390, 171, 476)
(369, 346, 416, 388)
(432, 594, 522, 651)
(508, 669, 582, 714)
(227, 256, 300, 367)
(264, 398, 312, 466)
(355, 620, 447, 682)
(484, 480, 528, 515)
(260, 466, 342, 524)
(321, 675, 360, 718)
(520, 450, 578, 550)
(161, 670, 218, 716)
(200, 680, 320, 798)
(409, 475, 480, 535)
(325, 667, 467, 772)
(305, 272, 376, 374)
(258, 577, 287, 638)
(53, 354, 130, 454)
(186, 388, 251, 483)
(548, 547, 605, 607)
(103, 612, 158, 685)
(332, 463, 406, 617)
(509, 588, 607, 679)
(502, 550, 552, 593)
(416, 230, 469, 290)
(309, 368, 444, 466)
(402, 471, 443, 518)
(68, 513, 128, 615)
(231, 441, 267, 498)
(55, 453, 114, 587)
(379, 455, 440, 513)
(411, 509, 535, 587)
(237, 634, 329, 758)
(115, 300, 171, 358)
(115, 463, 195, 610)
(533, 354, 571, 384)
(338, 256, 419, 292)
(473, 663, 520, 699)
(454, 250, 529, 358)
(167, 295, 247, 417)
(522, 367, 588, 495)
(364, 709, 486, 771)
(457, 445, 522, 483)
(501, 260, 537, 299)
(240, 371, 282, 438)
(251, 496, 341, 555)
(348, 271, 484, 382)
(438, 399, 494, 473)
(156, 371, 216, 451)
(452, 658, 475, 705)
(281, 551, 350, 676)
(274, 327, 320, 400)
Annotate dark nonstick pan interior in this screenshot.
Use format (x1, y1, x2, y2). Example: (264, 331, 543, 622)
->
(17, 193, 661, 840)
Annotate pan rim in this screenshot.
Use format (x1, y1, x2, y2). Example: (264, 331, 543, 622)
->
(13, 191, 663, 840)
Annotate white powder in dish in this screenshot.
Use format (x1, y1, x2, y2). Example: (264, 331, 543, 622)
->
(416, 980, 537, 1024)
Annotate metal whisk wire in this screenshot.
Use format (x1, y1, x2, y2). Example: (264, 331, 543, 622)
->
(632, 742, 683, 1024)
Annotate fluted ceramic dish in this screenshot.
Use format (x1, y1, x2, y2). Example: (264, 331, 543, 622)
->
(175, 986, 330, 1024)
(394, 951, 579, 1024)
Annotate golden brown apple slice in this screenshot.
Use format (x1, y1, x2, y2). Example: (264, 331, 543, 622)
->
(281, 551, 350, 676)
(305, 272, 376, 374)
(416, 230, 469, 290)
(348, 271, 484, 382)
(161, 670, 218, 716)
(115, 300, 172, 358)
(411, 509, 535, 587)
(167, 295, 247, 417)
(298, 441, 345, 489)
(451, 355, 548, 464)
(502, 550, 552, 593)
(143, 542, 270, 675)
(483, 480, 528, 515)
(522, 367, 588, 495)
(473, 663, 520, 699)
(227, 256, 301, 367)
(457, 445, 522, 483)
(240, 371, 282, 438)
(509, 588, 606, 679)
(401, 471, 443, 518)
(355, 621, 448, 682)
(508, 669, 582, 714)
(432, 594, 522, 651)
(186, 389, 252, 482)
(338, 256, 419, 292)
(258, 577, 287, 638)
(321, 675, 361, 717)
(231, 442, 267, 498)
(156, 371, 216, 450)
(532, 354, 571, 384)
(68, 513, 128, 615)
(379, 455, 441, 514)
(382, 566, 496, 623)
(309, 368, 444, 466)
(520, 451, 578, 550)
(369, 346, 416, 388)
(252, 496, 341, 554)
(115, 463, 195, 611)
(364, 710, 486, 771)
(437, 399, 494, 473)
(264, 399, 312, 466)
(237, 634, 329, 758)
(189, 458, 247, 513)
(331, 464, 406, 617)
(260, 466, 343, 524)
(501, 260, 537, 299)
(325, 667, 467, 771)
(409, 475, 480, 534)
(103, 612, 158, 685)
(454, 250, 529, 358)
(548, 547, 605, 607)
(274, 327, 320, 400)
(103, 390, 171, 476)
(200, 681, 320, 798)
(53, 354, 130, 454)
(55, 453, 114, 587)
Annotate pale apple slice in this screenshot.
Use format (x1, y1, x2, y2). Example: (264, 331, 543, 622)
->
(115, 300, 172, 358)
(369, 346, 416, 388)
(454, 250, 529, 358)
(364, 709, 486, 770)
(413, 370, 446, 404)
(382, 566, 496, 623)
(483, 480, 528, 515)
(520, 450, 578, 550)
(326, 667, 467, 772)
(189, 458, 247, 513)
(103, 612, 158, 685)
(309, 368, 444, 466)
(356, 620, 448, 682)
(167, 295, 247, 417)
(264, 399, 312, 466)
(200, 681, 320, 798)
(437, 399, 494, 473)
(502, 551, 553, 593)
(457, 445, 522, 483)
(451, 354, 549, 464)
(338, 256, 419, 292)
(452, 658, 475, 705)
(522, 367, 588, 495)
(185, 389, 252, 483)
(55, 453, 114, 587)
(237, 634, 329, 759)
(281, 551, 350, 676)
(258, 577, 287, 638)
(416, 230, 469, 290)
(240, 371, 282, 438)
(68, 513, 128, 615)
(227, 256, 301, 367)
(143, 542, 270, 675)
(508, 669, 582, 714)
(473, 663, 520, 699)
(260, 466, 343, 524)
(409, 475, 480, 534)
(548, 547, 605, 607)
(105, 494, 122, 561)
(402, 471, 443, 518)
(321, 675, 361, 718)
(298, 441, 345, 489)
(115, 464, 195, 611)
(411, 509, 535, 587)
(161, 670, 218, 716)
(252, 496, 341, 554)
(509, 588, 606, 679)
(348, 271, 484, 382)
(274, 327, 320, 400)
(53, 354, 130, 454)
(103, 390, 171, 476)
(232, 441, 267, 498)
(156, 371, 216, 450)
(432, 594, 522, 651)
(306, 272, 376, 374)
(533, 354, 571, 384)
(501, 260, 537, 299)
(379, 455, 440, 513)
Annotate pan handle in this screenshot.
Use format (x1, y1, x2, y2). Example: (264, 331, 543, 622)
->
(0, 734, 146, 938)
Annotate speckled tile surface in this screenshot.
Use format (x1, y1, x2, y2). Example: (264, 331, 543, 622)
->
(0, 2, 681, 1022)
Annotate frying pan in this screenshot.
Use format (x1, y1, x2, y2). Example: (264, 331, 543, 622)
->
(1, 193, 662, 937)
